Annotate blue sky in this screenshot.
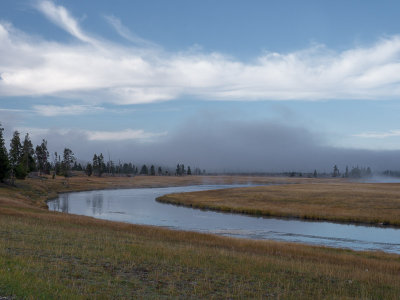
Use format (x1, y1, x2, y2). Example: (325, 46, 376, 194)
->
(1, 0, 400, 170)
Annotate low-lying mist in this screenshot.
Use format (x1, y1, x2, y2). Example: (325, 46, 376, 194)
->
(358, 176, 400, 183)
(12, 117, 400, 173)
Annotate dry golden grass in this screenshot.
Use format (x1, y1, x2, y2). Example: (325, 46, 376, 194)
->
(0, 173, 322, 208)
(0, 174, 399, 299)
(158, 181, 400, 226)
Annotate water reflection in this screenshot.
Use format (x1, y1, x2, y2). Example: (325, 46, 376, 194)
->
(47, 185, 400, 254)
(51, 194, 70, 213)
(85, 193, 104, 215)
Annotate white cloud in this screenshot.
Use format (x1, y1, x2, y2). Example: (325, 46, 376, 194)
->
(32, 104, 104, 116)
(103, 15, 158, 48)
(37, 0, 96, 44)
(85, 129, 167, 141)
(354, 130, 400, 139)
(0, 108, 27, 113)
(1, 1, 400, 104)
(16, 127, 166, 142)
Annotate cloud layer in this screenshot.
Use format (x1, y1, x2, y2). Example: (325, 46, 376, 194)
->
(354, 130, 400, 139)
(1, 1, 400, 104)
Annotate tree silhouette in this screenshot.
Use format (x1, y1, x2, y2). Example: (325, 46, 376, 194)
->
(140, 165, 148, 175)
(35, 139, 49, 175)
(0, 124, 10, 182)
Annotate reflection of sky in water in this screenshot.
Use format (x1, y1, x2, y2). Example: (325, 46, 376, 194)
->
(48, 185, 400, 254)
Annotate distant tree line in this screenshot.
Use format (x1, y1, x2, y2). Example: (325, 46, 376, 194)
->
(339, 165, 372, 178)
(382, 170, 400, 178)
(0, 124, 204, 183)
(284, 165, 373, 179)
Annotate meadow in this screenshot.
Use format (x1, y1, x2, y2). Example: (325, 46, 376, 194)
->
(0, 175, 399, 299)
(158, 181, 400, 226)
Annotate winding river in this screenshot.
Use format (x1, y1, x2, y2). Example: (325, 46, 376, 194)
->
(47, 185, 400, 254)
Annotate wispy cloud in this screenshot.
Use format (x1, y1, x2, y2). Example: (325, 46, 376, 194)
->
(103, 15, 158, 48)
(32, 104, 104, 116)
(2, 1, 400, 104)
(36, 0, 96, 44)
(0, 108, 27, 113)
(354, 130, 400, 138)
(17, 126, 166, 142)
(85, 129, 167, 141)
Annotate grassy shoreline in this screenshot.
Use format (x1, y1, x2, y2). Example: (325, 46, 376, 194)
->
(1, 175, 400, 298)
(157, 182, 400, 227)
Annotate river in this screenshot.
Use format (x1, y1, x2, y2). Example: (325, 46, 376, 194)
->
(47, 185, 400, 254)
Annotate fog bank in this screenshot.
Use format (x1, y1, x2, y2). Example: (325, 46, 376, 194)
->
(8, 118, 400, 172)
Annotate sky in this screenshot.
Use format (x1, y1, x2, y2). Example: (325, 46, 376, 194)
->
(1, 0, 400, 172)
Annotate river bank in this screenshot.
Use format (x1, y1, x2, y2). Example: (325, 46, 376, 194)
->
(49, 185, 400, 253)
(1, 175, 399, 298)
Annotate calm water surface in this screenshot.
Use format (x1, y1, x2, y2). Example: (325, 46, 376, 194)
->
(47, 185, 400, 254)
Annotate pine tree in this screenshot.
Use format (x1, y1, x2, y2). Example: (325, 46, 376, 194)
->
(157, 166, 162, 175)
(187, 166, 192, 175)
(0, 124, 10, 182)
(92, 154, 99, 175)
(181, 164, 185, 175)
(21, 133, 35, 174)
(85, 163, 93, 176)
(150, 165, 155, 176)
(98, 153, 105, 177)
(140, 164, 148, 175)
(54, 152, 61, 176)
(61, 148, 75, 178)
(35, 139, 49, 175)
(332, 165, 339, 177)
(9, 131, 22, 179)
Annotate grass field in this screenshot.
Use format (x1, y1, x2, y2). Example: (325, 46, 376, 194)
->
(158, 182, 400, 226)
(1, 175, 400, 299)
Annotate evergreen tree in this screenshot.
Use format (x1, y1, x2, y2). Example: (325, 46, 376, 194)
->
(350, 166, 361, 178)
(176, 164, 181, 176)
(61, 148, 75, 178)
(313, 169, 317, 178)
(332, 165, 339, 177)
(9, 131, 22, 178)
(92, 154, 99, 175)
(122, 163, 129, 174)
(35, 139, 49, 175)
(85, 163, 93, 176)
(181, 164, 185, 175)
(21, 133, 35, 174)
(0, 124, 10, 182)
(157, 166, 162, 175)
(54, 152, 61, 176)
(98, 153, 105, 177)
(345, 166, 349, 178)
(140, 164, 148, 175)
(150, 165, 155, 176)
(187, 166, 192, 175)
